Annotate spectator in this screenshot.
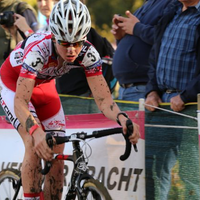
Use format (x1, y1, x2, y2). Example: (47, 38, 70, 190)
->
(36, 0, 58, 32)
(111, 0, 173, 101)
(145, 0, 200, 199)
(0, 0, 38, 65)
(8, 0, 58, 36)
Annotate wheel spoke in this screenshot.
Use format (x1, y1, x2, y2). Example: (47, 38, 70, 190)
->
(0, 169, 23, 200)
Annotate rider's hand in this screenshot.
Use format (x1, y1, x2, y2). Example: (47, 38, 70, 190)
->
(32, 128, 54, 161)
(128, 122, 140, 145)
(118, 115, 140, 145)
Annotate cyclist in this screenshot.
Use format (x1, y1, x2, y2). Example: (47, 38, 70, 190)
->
(0, 0, 140, 199)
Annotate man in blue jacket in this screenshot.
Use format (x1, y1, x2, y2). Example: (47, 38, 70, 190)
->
(146, 0, 200, 110)
(145, 0, 200, 199)
(111, 0, 173, 101)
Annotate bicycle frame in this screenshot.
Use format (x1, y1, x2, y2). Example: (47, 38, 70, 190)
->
(55, 140, 94, 199)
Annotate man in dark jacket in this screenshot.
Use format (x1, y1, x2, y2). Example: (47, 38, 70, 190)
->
(0, 0, 38, 65)
(111, 0, 174, 101)
(145, 0, 200, 199)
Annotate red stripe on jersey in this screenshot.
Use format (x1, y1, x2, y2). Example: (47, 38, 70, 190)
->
(85, 66, 102, 77)
(23, 35, 49, 58)
(24, 40, 43, 58)
(19, 72, 36, 80)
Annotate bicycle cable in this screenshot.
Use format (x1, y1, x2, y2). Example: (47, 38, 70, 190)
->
(81, 139, 93, 162)
(70, 138, 92, 165)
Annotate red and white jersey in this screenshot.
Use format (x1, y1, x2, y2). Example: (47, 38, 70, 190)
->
(0, 32, 102, 91)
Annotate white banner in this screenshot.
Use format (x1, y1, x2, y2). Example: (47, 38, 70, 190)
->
(0, 111, 145, 199)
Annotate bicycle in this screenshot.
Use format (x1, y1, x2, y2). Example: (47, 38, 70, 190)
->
(0, 119, 137, 200)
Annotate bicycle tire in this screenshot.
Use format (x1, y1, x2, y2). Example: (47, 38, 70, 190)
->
(81, 179, 112, 200)
(0, 168, 22, 200)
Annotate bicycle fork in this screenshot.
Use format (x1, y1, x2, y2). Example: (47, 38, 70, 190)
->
(65, 141, 92, 200)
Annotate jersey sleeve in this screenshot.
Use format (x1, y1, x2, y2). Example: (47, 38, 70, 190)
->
(19, 51, 44, 80)
(19, 34, 49, 79)
(82, 45, 103, 77)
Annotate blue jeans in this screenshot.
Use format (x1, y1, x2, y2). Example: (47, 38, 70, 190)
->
(161, 92, 179, 102)
(146, 92, 200, 200)
(118, 85, 146, 101)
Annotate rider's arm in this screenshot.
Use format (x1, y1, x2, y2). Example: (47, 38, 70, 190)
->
(87, 74, 122, 122)
(14, 48, 42, 131)
(87, 74, 140, 144)
(83, 44, 140, 144)
(14, 42, 53, 160)
(83, 45, 124, 122)
(14, 76, 53, 160)
(14, 76, 37, 131)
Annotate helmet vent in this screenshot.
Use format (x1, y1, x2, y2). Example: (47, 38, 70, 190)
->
(49, 0, 91, 42)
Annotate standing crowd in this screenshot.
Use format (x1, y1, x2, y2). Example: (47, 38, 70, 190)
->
(0, 0, 199, 199)
(112, 0, 200, 199)
(0, 0, 139, 199)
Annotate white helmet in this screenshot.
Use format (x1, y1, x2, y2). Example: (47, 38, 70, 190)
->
(49, 0, 91, 42)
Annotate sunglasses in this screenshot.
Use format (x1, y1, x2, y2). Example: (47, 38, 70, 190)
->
(57, 40, 84, 48)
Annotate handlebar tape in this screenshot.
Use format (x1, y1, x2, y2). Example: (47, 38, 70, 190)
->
(119, 119, 132, 161)
(120, 119, 138, 160)
(92, 128, 122, 138)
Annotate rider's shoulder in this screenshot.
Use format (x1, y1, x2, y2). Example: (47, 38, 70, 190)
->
(81, 40, 100, 60)
(23, 32, 52, 57)
(79, 40, 101, 68)
(25, 32, 52, 48)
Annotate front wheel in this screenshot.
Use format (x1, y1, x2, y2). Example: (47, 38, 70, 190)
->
(81, 179, 112, 200)
(0, 169, 22, 200)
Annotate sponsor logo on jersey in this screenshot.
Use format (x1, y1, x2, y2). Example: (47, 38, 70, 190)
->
(86, 60, 102, 70)
(48, 120, 65, 129)
(14, 52, 23, 59)
(22, 63, 37, 73)
(16, 59, 23, 65)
